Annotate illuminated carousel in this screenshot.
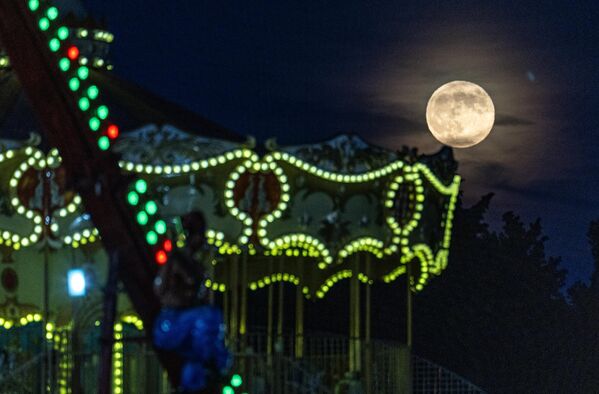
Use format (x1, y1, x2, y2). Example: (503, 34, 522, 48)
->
(0, 1, 463, 393)
(0, 128, 459, 392)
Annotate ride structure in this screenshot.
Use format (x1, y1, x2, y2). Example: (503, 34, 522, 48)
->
(0, 0, 465, 393)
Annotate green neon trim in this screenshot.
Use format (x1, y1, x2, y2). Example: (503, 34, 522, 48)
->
(136, 211, 148, 226)
(127, 191, 139, 206)
(97, 136, 110, 151)
(28, 0, 40, 11)
(146, 231, 158, 245)
(231, 374, 242, 387)
(58, 58, 70, 72)
(97, 105, 109, 120)
(145, 201, 158, 215)
(46, 7, 59, 20)
(38, 18, 50, 31)
(68, 78, 80, 91)
(57, 26, 69, 40)
(155, 220, 167, 234)
(78, 97, 90, 111)
(77, 66, 89, 80)
(48, 38, 60, 52)
(89, 117, 100, 131)
(134, 179, 147, 194)
(87, 85, 99, 100)
(222, 387, 234, 394)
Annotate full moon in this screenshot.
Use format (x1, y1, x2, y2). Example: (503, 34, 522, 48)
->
(426, 81, 495, 148)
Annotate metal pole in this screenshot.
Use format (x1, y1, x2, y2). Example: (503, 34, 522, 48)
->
(267, 283, 274, 365)
(277, 281, 284, 345)
(349, 257, 361, 373)
(365, 257, 372, 393)
(42, 168, 51, 394)
(43, 241, 50, 394)
(406, 263, 412, 348)
(98, 252, 119, 394)
(239, 253, 248, 345)
(402, 262, 413, 394)
(230, 256, 239, 350)
(295, 285, 304, 359)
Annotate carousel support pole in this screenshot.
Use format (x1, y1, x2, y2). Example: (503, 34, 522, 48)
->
(239, 252, 248, 350)
(238, 252, 248, 382)
(230, 256, 240, 351)
(276, 280, 285, 393)
(398, 263, 413, 394)
(208, 249, 216, 306)
(294, 285, 304, 359)
(277, 281, 284, 350)
(42, 239, 50, 394)
(267, 258, 274, 365)
(365, 255, 372, 394)
(98, 252, 119, 394)
(223, 291, 229, 331)
(267, 283, 274, 365)
(349, 257, 361, 374)
(223, 259, 229, 344)
(407, 262, 413, 349)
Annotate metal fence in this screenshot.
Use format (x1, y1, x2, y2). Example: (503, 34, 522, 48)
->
(413, 356, 486, 394)
(0, 329, 486, 393)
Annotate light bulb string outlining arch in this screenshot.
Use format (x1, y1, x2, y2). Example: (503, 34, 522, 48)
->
(119, 147, 254, 176)
(3, 147, 68, 250)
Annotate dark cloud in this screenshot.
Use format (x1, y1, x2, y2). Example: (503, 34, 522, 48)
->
(494, 114, 535, 127)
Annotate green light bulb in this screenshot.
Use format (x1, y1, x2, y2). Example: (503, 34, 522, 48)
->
(78, 97, 90, 111)
(97, 105, 109, 120)
(146, 231, 158, 245)
(77, 66, 89, 80)
(137, 211, 149, 226)
(145, 201, 158, 215)
(135, 179, 148, 194)
(69, 78, 80, 91)
(28, 0, 40, 11)
(231, 374, 243, 387)
(222, 387, 234, 394)
(57, 26, 69, 40)
(46, 7, 58, 20)
(98, 136, 110, 151)
(49, 38, 60, 52)
(39, 18, 50, 31)
(89, 117, 100, 131)
(127, 191, 139, 206)
(87, 85, 99, 100)
(58, 58, 70, 72)
(155, 220, 167, 234)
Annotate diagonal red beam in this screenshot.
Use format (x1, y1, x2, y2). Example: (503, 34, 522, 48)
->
(0, 0, 184, 387)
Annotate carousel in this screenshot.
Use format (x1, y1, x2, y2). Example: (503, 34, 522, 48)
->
(0, 129, 459, 392)
(0, 0, 465, 393)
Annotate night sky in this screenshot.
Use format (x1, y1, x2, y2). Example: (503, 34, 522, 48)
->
(81, 0, 599, 285)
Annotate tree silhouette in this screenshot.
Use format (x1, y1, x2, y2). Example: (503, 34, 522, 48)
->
(414, 195, 572, 393)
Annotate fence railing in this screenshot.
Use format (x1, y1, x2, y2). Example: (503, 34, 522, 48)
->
(0, 329, 486, 393)
(0, 353, 43, 394)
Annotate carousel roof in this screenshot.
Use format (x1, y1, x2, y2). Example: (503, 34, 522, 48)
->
(0, 129, 460, 298)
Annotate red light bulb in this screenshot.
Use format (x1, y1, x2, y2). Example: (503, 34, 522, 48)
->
(107, 124, 119, 139)
(67, 46, 79, 60)
(163, 239, 173, 252)
(155, 250, 167, 265)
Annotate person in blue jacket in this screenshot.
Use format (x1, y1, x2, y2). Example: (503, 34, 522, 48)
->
(153, 211, 231, 392)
